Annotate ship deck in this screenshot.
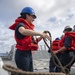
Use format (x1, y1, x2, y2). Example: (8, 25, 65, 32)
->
(0, 50, 75, 75)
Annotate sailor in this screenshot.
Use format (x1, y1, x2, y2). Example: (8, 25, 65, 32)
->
(53, 25, 75, 73)
(9, 7, 50, 72)
(49, 37, 61, 72)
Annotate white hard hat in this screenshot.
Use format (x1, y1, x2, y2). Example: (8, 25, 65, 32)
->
(63, 25, 72, 32)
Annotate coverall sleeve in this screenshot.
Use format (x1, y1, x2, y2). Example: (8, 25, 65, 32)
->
(64, 36, 71, 49)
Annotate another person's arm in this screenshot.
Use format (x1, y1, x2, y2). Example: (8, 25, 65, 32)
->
(54, 36, 71, 54)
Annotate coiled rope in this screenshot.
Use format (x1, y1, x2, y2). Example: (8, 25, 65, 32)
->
(43, 31, 75, 75)
(3, 64, 66, 75)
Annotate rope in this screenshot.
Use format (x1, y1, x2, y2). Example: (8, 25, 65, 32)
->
(3, 64, 66, 75)
(2, 30, 75, 75)
(43, 31, 75, 74)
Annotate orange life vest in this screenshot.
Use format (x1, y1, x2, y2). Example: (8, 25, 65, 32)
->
(9, 18, 38, 51)
(52, 39, 60, 52)
(59, 32, 75, 51)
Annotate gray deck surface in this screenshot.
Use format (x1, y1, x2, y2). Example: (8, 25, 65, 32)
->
(2, 50, 75, 75)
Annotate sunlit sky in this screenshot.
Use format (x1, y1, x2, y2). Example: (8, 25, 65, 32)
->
(0, 0, 75, 52)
